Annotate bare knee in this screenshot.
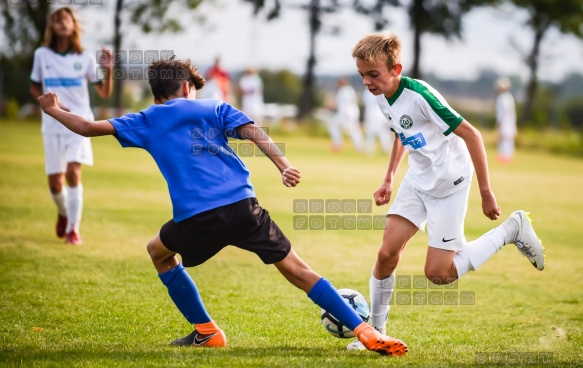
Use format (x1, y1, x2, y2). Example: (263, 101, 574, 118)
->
(146, 238, 157, 259)
(376, 247, 401, 275)
(424, 267, 457, 285)
(147, 235, 178, 273)
(65, 171, 80, 187)
(48, 175, 64, 194)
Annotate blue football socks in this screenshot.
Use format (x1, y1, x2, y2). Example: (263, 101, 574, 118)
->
(158, 263, 211, 324)
(307, 277, 362, 330)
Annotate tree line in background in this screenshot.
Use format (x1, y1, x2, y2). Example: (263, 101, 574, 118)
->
(1, 0, 582, 128)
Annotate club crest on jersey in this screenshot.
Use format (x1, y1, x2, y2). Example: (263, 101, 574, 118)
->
(399, 115, 413, 129)
(74, 62, 82, 71)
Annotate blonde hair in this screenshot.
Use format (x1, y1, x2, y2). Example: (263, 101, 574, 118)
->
(44, 7, 83, 54)
(352, 32, 401, 70)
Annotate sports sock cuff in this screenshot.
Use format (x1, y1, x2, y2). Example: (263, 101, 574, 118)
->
(195, 320, 220, 334)
(370, 270, 395, 288)
(307, 277, 330, 302)
(66, 184, 83, 195)
(158, 263, 185, 285)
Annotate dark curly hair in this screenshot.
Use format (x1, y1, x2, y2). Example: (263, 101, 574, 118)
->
(148, 56, 206, 101)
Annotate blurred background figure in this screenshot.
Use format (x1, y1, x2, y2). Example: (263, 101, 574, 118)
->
(362, 88, 392, 155)
(197, 73, 223, 100)
(206, 56, 231, 102)
(327, 78, 364, 152)
(29, 7, 113, 246)
(495, 76, 517, 163)
(238, 68, 265, 126)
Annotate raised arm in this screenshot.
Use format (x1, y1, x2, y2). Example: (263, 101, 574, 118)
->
(93, 47, 114, 99)
(374, 132, 407, 206)
(37, 92, 115, 137)
(236, 123, 300, 187)
(453, 120, 501, 220)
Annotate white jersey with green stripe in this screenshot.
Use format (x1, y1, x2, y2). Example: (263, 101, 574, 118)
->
(30, 47, 100, 135)
(376, 77, 473, 198)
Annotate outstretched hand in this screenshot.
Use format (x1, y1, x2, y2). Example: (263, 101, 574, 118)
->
(282, 167, 301, 187)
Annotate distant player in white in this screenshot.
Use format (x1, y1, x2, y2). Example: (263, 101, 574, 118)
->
(495, 77, 517, 163)
(327, 78, 364, 152)
(347, 33, 546, 350)
(362, 88, 392, 155)
(197, 75, 223, 100)
(238, 68, 265, 126)
(30, 7, 113, 245)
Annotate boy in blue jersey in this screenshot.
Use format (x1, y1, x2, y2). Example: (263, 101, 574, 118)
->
(37, 56, 407, 356)
(346, 33, 546, 351)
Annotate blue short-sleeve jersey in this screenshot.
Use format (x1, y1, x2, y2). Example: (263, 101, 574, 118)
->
(109, 98, 256, 222)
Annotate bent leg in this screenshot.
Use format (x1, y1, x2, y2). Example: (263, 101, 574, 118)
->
(274, 248, 321, 293)
(374, 215, 418, 279)
(424, 247, 458, 285)
(370, 215, 417, 331)
(275, 249, 363, 330)
(147, 232, 179, 273)
(148, 233, 212, 326)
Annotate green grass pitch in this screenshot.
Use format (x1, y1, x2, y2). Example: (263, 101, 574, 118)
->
(0, 120, 582, 367)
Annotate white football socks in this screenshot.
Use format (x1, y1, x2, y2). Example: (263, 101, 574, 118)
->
(50, 189, 68, 217)
(66, 184, 83, 233)
(453, 216, 519, 278)
(369, 271, 395, 334)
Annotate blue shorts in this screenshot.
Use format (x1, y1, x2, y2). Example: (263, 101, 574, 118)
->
(159, 198, 291, 267)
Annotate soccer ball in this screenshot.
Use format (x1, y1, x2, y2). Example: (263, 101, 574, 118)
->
(321, 288, 370, 338)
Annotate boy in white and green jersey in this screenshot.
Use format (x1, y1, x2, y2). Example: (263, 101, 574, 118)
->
(347, 33, 546, 351)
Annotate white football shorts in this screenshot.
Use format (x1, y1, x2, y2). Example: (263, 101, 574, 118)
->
(387, 179, 470, 252)
(43, 133, 93, 175)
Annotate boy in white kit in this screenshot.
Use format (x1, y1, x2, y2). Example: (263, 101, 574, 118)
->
(30, 7, 113, 245)
(495, 77, 517, 163)
(362, 88, 392, 155)
(347, 33, 546, 350)
(238, 68, 265, 126)
(327, 78, 364, 152)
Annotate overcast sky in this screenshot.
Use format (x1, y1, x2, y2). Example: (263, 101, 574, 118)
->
(81, 1, 582, 82)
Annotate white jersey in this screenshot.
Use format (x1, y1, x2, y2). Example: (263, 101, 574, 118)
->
(30, 47, 100, 135)
(336, 84, 359, 121)
(376, 77, 473, 198)
(238, 74, 264, 121)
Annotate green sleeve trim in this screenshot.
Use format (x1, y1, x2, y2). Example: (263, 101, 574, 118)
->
(30, 78, 42, 85)
(405, 77, 464, 135)
(443, 116, 464, 136)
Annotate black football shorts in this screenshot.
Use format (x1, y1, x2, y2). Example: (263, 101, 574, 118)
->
(160, 198, 291, 267)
